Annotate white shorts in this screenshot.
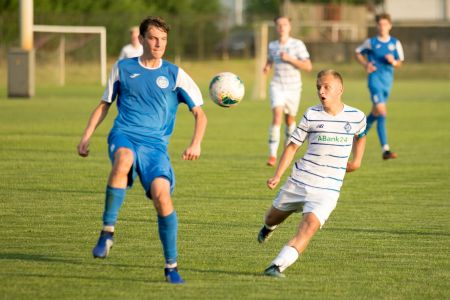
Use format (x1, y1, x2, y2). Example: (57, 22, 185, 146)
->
(269, 84, 301, 116)
(272, 177, 339, 226)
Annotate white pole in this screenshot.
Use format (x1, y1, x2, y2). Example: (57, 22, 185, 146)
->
(59, 35, 65, 86)
(20, 0, 33, 51)
(100, 28, 107, 86)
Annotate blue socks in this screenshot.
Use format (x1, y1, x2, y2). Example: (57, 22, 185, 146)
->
(102, 186, 126, 226)
(377, 115, 388, 147)
(366, 113, 389, 148)
(158, 211, 178, 265)
(366, 113, 377, 133)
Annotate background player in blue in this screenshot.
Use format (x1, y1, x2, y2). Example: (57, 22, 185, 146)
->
(77, 16, 207, 284)
(355, 13, 404, 160)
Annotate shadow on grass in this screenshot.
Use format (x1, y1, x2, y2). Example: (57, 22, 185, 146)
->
(0, 252, 261, 278)
(329, 227, 450, 237)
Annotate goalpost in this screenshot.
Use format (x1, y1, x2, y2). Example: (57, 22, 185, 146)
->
(33, 25, 107, 86)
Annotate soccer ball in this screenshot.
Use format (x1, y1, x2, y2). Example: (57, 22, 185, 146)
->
(209, 72, 245, 107)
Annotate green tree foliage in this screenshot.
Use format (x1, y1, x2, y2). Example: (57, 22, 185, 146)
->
(0, 0, 222, 59)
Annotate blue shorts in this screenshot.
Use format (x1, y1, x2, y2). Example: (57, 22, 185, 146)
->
(107, 131, 175, 198)
(368, 73, 393, 105)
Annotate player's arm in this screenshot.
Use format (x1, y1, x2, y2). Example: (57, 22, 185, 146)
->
(355, 52, 376, 73)
(384, 54, 402, 68)
(267, 142, 300, 189)
(263, 59, 273, 74)
(346, 135, 366, 173)
(77, 101, 111, 157)
(282, 55, 312, 72)
(182, 106, 207, 161)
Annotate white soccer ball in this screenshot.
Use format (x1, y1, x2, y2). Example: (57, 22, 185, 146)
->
(209, 72, 245, 107)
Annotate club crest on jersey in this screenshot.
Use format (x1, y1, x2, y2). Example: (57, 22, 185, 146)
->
(388, 43, 395, 51)
(344, 122, 351, 133)
(156, 76, 169, 89)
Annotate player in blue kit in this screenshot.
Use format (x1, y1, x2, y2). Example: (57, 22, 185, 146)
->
(355, 13, 404, 160)
(77, 16, 207, 284)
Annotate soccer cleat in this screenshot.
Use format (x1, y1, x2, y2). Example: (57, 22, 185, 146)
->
(92, 231, 114, 258)
(267, 156, 277, 167)
(257, 226, 275, 243)
(382, 150, 398, 160)
(264, 265, 285, 278)
(165, 267, 185, 284)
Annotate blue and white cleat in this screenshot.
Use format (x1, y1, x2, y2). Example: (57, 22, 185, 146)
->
(264, 265, 285, 278)
(92, 231, 114, 258)
(165, 267, 185, 284)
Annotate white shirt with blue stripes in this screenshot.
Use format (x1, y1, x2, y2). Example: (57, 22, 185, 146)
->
(289, 104, 366, 193)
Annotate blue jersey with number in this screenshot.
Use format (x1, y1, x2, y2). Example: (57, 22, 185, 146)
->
(101, 57, 203, 148)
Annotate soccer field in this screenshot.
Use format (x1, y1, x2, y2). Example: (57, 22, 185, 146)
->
(0, 61, 449, 299)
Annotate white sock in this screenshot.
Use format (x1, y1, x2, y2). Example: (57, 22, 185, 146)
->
(382, 144, 390, 152)
(271, 245, 299, 272)
(103, 225, 115, 232)
(265, 223, 277, 231)
(269, 125, 281, 157)
(285, 123, 296, 145)
(165, 262, 178, 269)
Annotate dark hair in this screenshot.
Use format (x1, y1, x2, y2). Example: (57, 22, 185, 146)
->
(139, 16, 170, 36)
(317, 69, 343, 85)
(375, 13, 392, 24)
(274, 16, 291, 23)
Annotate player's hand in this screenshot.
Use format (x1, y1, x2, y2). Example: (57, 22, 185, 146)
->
(385, 54, 395, 64)
(182, 145, 201, 160)
(280, 52, 292, 62)
(77, 139, 90, 157)
(365, 62, 377, 73)
(346, 161, 361, 173)
(267, 177, 280, 190)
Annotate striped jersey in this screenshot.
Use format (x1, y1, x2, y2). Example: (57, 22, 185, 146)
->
(102, 57, 203, 147)
(289, 104, 366, 193)
(268, 37, 310, 90)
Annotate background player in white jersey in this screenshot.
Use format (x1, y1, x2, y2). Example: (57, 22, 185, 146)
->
(355, 13, 404, 160)
(118, 26, 143, 60)
(257, 70, 366, 278)
(77, 16, 207, 284)
(263, 16, 312, 167)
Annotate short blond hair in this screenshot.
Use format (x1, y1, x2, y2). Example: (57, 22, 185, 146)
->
(317, 69, 343, 85)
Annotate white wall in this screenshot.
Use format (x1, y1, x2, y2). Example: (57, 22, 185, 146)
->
(384, 0, 448, 21)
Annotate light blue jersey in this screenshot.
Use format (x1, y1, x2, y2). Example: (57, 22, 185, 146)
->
(356, 36, 404, 103)
(102, 57, 203, 147)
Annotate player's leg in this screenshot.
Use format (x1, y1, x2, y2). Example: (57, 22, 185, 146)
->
(258, 206, 293, 243)
(374, 102, 397, 159)
(93, 146, 134, 258)
(268, 106, 284, 166)
(283, 90, 300, 145)
(264, 212, 320, 277)
(284, 114, 297, 145)
(150, 177, 184, 284)
(268, 86, 285, 166)
(139, 147, 184, 284)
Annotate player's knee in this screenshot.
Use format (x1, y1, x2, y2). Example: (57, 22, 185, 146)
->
(112, 148, 134, 174)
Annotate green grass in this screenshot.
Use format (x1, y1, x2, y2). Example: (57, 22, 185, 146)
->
(0, 60, 449, 299)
